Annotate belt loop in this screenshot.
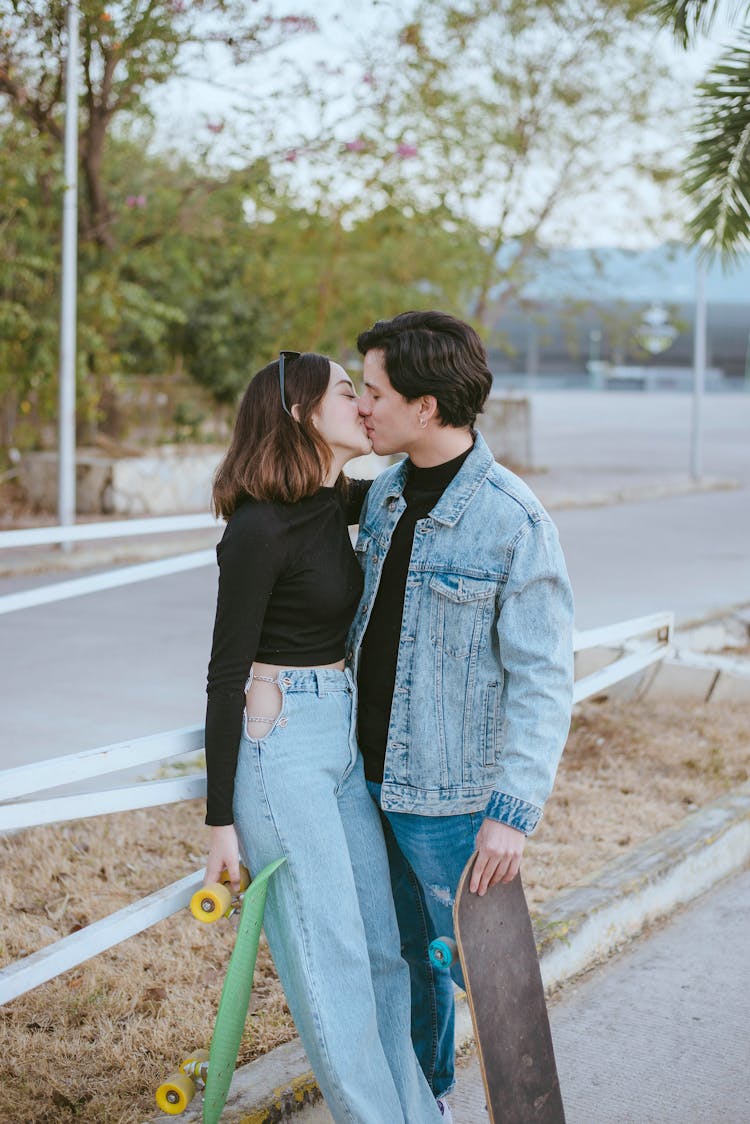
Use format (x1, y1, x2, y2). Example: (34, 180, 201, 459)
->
(315, 669, 325, 697)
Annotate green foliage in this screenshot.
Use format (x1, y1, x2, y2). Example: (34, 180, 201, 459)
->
(647, 1, 749, 48)
(645, 1, 750, 256)
(0, 0, 690, 452)
(684, 28, 750, 258)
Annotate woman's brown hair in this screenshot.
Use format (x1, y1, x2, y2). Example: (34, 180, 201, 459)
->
(213, 352, 340, 517)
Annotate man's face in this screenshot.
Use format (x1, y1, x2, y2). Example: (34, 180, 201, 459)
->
(358, 349, 421, 456)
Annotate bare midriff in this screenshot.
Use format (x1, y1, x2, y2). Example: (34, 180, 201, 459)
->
(245, 658, 346, 738)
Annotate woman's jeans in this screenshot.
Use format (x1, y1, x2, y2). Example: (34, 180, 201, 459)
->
(233, 668, 441, 1124)
(366, 781, 484, 1101)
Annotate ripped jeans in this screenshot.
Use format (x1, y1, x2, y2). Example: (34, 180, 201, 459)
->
(366, 782, 484, 1101)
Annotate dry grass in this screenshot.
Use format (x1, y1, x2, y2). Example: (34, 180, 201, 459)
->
(1, 697, 748, 1122)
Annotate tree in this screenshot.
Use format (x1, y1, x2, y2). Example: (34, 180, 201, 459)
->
(647, 1, 750, 257)
(324, 0, 683, 334)
(0, 2, 319, 449)
(0, 1, 317, 251)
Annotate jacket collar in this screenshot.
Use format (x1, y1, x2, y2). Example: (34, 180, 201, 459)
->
(383, 430, 494, 527)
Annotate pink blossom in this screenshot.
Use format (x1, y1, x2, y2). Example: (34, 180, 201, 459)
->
(284, 149, 298, 163)
(280, 16, 318, 33)
(396, 143, 418, 159)
(345, 138, 366, 152)
(125, 194, 147, 208)
(363, 72, 376, 86)
(207, 120, 225, 134)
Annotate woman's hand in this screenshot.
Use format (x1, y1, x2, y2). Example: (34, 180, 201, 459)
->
(205, 824, 242, 891)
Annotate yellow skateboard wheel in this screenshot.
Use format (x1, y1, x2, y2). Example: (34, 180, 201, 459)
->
(219, 864, 251, 892)
(155, 1071, 196, 1114)
(190, 882, 232, 922)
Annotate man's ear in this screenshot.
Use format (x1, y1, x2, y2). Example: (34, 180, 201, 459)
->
(419, 395, 439, 424)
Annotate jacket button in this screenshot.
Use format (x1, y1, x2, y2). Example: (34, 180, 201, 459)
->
(388, 500, 397, 512)
(347, 649, 353, 662)
(278, 717, 288, 727)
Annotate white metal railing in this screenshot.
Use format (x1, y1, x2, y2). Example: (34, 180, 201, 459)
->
(0, 550, 215, 615)
(0, 514, 221, 615)
(572, 610, 673, 704)
(0, 512, 218, 549)
(0, 611, 674, 1007)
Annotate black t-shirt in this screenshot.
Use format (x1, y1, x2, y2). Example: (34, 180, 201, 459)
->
(357, 446, 472, 782)
(205, 479, 370, 825)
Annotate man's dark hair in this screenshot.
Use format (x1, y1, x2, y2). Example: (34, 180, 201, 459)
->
(357, 310, 493, 428)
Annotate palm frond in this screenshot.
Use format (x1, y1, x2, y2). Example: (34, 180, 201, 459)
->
(648, 1, 750, 47)
(682, 28, 750, 259)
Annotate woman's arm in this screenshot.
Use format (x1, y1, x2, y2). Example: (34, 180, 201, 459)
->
(343, 477, 373, 525)
(204, 502, 286, 826)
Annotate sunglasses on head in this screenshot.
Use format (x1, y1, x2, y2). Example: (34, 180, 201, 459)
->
(278, 350, 301, 415)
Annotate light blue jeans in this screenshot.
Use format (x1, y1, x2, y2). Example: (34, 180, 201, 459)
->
(233, 668, 442, 1124)
(366, 781, 484, 1100)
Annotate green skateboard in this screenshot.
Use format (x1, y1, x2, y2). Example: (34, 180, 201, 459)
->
(156, 856, 286, 1121)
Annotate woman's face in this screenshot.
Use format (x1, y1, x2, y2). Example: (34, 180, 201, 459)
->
(311, 362, 371, 461)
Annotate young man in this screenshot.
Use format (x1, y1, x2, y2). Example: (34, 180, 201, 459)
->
(348, 311, 574, 1113)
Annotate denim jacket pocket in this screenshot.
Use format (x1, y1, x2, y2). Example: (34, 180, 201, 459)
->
(483, 681, 503, 766)
(429, 574, 496, 658)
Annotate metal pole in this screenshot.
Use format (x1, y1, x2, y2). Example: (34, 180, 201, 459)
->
(690, 255, 707, 481)
(58, 2, 79, 537)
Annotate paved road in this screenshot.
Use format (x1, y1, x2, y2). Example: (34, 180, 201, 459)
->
(1, 391, 748, 772)
(449, 866, 750, 1123)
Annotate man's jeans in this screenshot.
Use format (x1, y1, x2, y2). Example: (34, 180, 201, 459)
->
(367, 780, 483, 1099)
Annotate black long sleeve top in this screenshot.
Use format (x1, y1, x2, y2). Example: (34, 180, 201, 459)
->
(204, 479, 371, 825)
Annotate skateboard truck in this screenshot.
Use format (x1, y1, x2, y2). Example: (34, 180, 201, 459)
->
(189, 864, 251, 923)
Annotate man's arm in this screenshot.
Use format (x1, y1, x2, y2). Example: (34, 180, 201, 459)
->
(472, 515, 574, 894)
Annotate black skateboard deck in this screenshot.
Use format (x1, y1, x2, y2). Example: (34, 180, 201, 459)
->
(453, 856, 565, 1123)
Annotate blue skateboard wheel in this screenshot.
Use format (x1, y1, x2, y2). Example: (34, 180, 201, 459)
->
(429, 937, 458, 968)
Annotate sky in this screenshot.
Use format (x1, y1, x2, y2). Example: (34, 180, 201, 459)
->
(146, 1, 742, 252)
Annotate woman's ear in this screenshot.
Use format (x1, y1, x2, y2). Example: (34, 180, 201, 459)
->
(291, 403, 302, 423)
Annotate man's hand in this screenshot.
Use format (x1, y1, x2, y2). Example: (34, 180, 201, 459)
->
(205, 824, 241, 890)
(470, 818, 526, 896)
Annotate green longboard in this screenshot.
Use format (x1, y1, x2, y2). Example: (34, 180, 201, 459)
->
(202, 856, 286, 1124)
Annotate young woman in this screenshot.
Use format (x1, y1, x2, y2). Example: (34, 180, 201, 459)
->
(202, 352, 443, 1123)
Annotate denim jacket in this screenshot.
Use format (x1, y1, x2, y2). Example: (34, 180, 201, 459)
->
(347, 431, 574, 835)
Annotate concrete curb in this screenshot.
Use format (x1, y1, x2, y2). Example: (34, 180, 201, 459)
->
(151, 782, 750, 1123)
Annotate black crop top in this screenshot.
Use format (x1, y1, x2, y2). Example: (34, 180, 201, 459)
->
(204, 479, 371, 825)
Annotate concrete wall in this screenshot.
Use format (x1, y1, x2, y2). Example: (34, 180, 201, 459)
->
(480, 394, 532, 469)
(19, 447, 223, 516)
